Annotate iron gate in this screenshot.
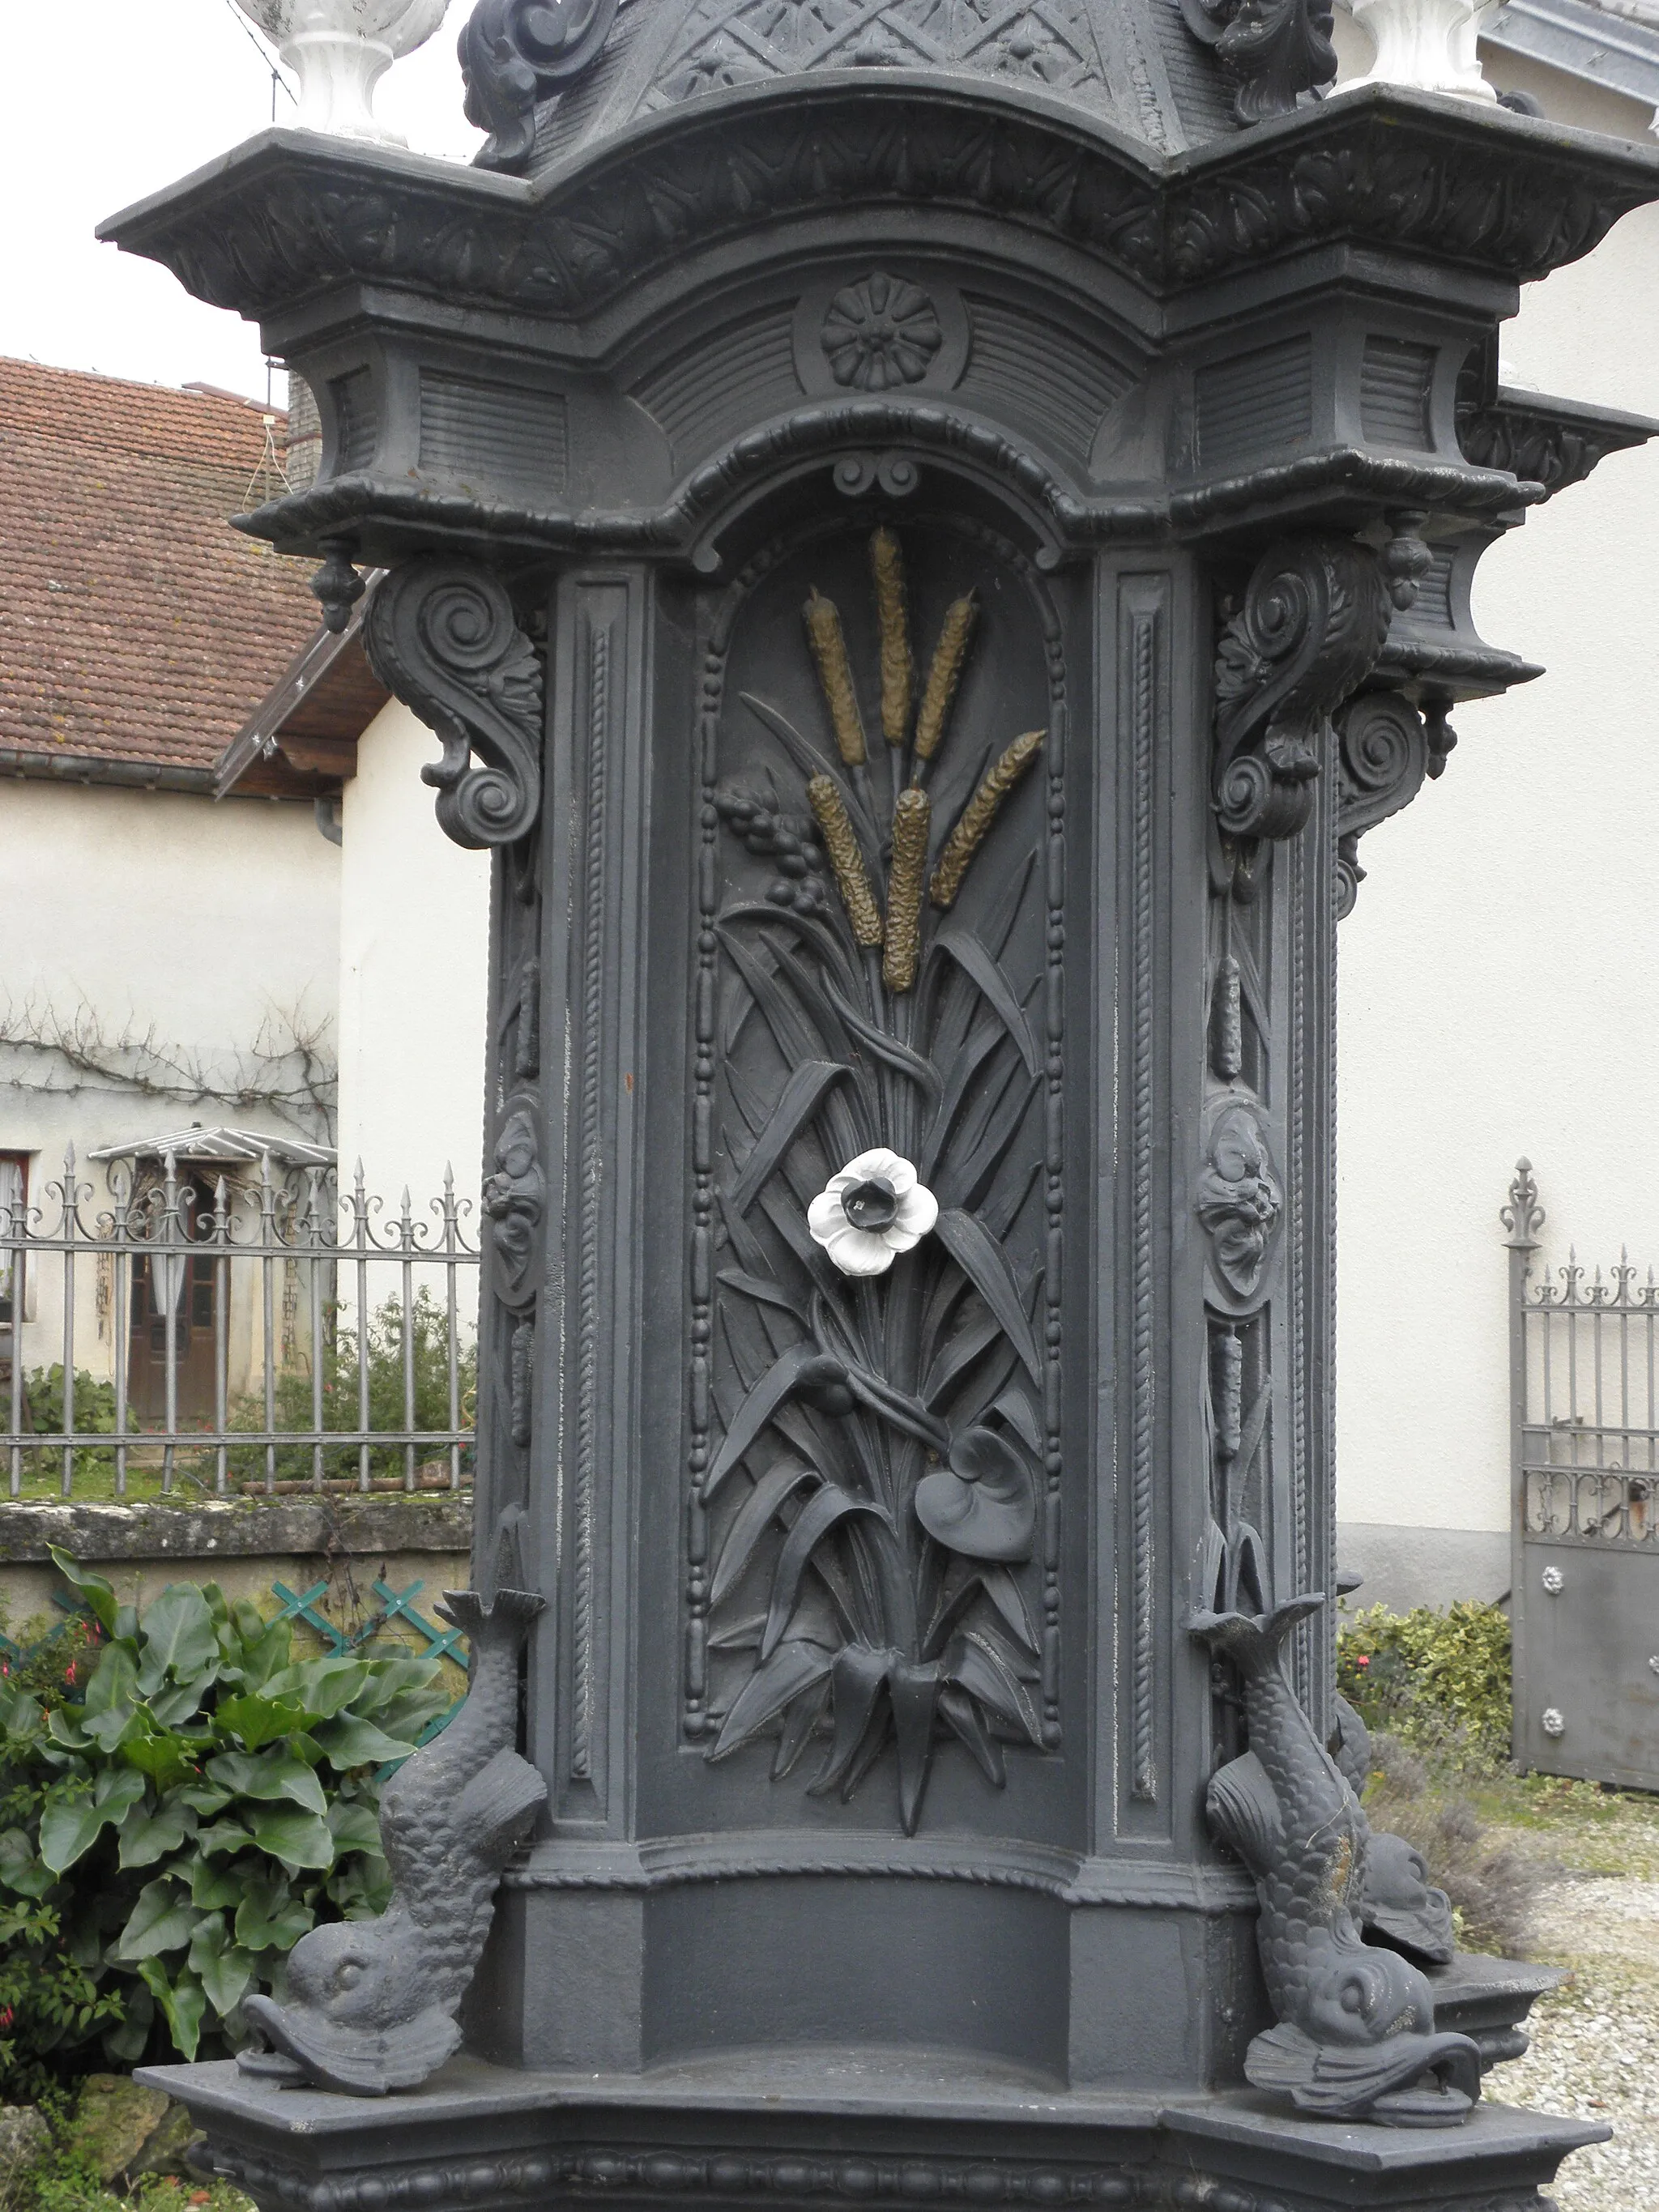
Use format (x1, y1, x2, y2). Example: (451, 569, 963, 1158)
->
(1506, 1159, 1659, 1791)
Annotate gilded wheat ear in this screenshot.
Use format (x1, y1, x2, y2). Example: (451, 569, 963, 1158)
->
(929, 730, 1046, 910)
(914, 593, 978, 762)
(804, 590, 867, 767)
(808, 775, 885, 947)
(882, 786, 931, 993)
(870, 529, 912, 747)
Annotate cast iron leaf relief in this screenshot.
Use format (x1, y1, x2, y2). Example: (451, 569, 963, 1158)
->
(652, 0, 1124, 117)
(698, 527, 1051, 1835)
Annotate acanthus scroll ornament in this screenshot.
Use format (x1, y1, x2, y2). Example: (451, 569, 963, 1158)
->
(1213, 537, 1392, 847)
(364, 556, 543, 849)
(459, 0, 621, 174)
(1178, 0, 1340, 125)
(1333, 689, 1436, 918)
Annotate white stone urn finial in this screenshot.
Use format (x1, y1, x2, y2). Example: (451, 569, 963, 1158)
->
(237, 0, 453, 143)
(1341, 0, 1499, 102)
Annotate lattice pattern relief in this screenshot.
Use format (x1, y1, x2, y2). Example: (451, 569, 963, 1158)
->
(648, 0, 1124, 112)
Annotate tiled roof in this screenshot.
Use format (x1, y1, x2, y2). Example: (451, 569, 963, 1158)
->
(0, 357, 321, 778)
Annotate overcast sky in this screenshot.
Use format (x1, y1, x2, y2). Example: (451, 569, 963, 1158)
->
(2, 2, 483, 404)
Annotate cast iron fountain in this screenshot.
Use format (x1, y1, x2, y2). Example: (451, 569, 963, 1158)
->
(100, 0, 1659, 2202)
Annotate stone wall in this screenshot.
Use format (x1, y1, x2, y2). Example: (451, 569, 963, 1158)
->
(0, 1493, 472, 1653)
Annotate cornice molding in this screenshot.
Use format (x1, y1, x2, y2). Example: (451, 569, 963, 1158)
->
(225, 424, 1548, 574)
(1458, 383, 1659, 497)
(200, 2138, 1303, 2212)
(100, 81, 1659, 328)
(498, 1831, 1258, 1912)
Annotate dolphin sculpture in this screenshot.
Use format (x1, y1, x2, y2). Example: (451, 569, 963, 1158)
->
(1330, 1693, 1456, 1967)
(240, 1583, 545, 2095)
(1192, 1593, 1480, 2126)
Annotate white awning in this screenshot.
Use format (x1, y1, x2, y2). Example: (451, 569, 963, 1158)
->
(88, 1125, 336, 1169)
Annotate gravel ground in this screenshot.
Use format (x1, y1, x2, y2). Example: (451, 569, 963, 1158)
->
(1497, 1873, 1659, 2212)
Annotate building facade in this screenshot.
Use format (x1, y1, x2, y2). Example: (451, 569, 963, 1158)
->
(1332, 7, 1659, 1608)
(0, 360, 339, 1413)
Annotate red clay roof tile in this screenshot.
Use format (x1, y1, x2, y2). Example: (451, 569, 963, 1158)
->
(0, 357, 321, 774)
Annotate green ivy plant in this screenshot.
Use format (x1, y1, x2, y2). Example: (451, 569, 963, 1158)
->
(1337, 1600, 1512, 1766)
(0, 1550, 450, 2093)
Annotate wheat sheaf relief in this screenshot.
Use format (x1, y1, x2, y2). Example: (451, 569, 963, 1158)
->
(702, 527, 1053, 1834)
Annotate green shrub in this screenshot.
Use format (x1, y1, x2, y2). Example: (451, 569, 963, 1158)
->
(0, 1550, 450, 2097)
(224, 1290, 476, 1486)
(23, 1373, 117, 1440)
(1, 1618, 105, 1708)
(1337, 1599, 1512, 1765)
(19, 1372, 120, 1492)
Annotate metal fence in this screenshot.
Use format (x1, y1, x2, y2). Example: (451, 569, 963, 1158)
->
(1505, 1159, 1659, 1791)
(0, 1146, 480, 1501)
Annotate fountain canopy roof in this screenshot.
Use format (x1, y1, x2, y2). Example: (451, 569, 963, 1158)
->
(522, 0, 1243, 172)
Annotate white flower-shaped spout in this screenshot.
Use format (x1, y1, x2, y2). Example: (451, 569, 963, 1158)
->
(237, 0, 451, 143)
(808, 1149, 938, 1278)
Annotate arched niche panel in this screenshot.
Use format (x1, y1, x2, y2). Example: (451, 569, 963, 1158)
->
(675, 507, 1075, 1843)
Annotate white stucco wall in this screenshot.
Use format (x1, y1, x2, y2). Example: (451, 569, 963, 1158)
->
(0, 778, 339, 1387)
(335, 699, 492, 1221)
(1330, 43, 1659, 1598)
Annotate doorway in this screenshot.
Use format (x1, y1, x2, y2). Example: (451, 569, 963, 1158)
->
(127, 1178, 220, 1426)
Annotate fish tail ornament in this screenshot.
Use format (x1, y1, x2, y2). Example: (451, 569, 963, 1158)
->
(1191, 1590, 1481, 2129)
(239, 1583, 546, 2098)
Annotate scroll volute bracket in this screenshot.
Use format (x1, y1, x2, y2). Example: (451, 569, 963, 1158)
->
(1208, 535, 1395, 894)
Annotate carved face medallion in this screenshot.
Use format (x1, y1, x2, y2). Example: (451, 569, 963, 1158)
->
(481, 1104, 545, 1309)
(1195, 1101, 1282, 1303)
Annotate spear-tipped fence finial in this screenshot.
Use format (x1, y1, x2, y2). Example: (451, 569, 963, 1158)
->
(1502, 1157, 1544, 1250)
